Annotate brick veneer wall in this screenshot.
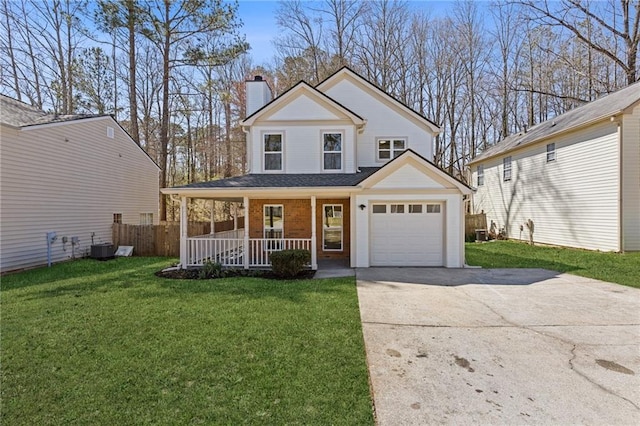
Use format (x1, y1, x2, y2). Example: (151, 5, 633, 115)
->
(247, 198, 350, 260)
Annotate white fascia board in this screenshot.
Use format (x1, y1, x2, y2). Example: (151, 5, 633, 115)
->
(161, 186, 359, 198)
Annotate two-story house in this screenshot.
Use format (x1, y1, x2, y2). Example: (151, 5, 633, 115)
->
(162, 67, 472, 269)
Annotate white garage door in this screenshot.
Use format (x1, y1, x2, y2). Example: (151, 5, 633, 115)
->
(370, 202, 443, 266)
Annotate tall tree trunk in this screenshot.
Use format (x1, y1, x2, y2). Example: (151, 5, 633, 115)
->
(127, 0, 140, 144)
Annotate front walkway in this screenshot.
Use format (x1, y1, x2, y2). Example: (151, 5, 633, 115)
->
(314, 259, 354, 279)
(356, 268, 640, 425)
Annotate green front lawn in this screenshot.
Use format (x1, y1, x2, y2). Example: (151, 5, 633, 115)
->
(466, 240, 640, 288)
(1, 258, 373, 425)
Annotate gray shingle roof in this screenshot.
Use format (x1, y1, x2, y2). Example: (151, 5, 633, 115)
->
(0, 94, 101, 127)
(175, 167, 380, 189)
(469, 82, 640, 165)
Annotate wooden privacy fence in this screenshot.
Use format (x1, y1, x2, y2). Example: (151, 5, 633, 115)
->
(112, 218, 245, 257)
(465, 213, 487, 241)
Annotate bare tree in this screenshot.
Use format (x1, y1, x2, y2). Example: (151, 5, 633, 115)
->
(514, 0, 640, 84)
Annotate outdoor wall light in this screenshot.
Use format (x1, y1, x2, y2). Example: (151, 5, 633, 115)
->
(358, 204, 366, 210)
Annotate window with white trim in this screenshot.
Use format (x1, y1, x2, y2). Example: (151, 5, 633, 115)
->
(140, 213, 153, 225)
(477, 165, 484, 186)
(264, 133, 282, 171)
(503, 156, 512, 181)
(323, 204, 343, 251)
(546, 143, 556, 162)
(264, 204, 283, 239)
(372, 205, 386, 214)
(323, 133, 342, 170)
(390, 204, 404, 213)
(113, 213, 122, 224)
(409, 204, 423, 213)
(377, 138, 406, 160)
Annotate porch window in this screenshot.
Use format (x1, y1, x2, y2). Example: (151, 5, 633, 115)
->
(377, 138, 406, 160)
(264, 205, 283, 250)
(264, 133, 283, 171)
(323, 204, 343, 251)
(323, 133, 342, 170)
(503, 156, 512, 181)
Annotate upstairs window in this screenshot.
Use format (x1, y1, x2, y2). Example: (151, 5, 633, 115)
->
(264, 133, 282, 171)
(477, 165, 484, 186)
(377, 138, 406, 161)
(546, 143, 556, 162)
(323, 133, 342, 170)
(503, 156, 512, 181)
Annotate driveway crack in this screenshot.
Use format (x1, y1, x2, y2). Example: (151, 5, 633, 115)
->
(456, 286, 640, 412)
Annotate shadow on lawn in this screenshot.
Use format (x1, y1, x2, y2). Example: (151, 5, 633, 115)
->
(144, 275, 349, 303)
(465, 245, 585, 275)
(13, 261, 349, 303)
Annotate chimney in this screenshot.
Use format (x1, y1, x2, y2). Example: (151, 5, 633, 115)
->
(246, 76, 272, 117)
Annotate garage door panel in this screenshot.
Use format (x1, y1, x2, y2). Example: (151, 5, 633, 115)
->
(370, 203, 443, 266)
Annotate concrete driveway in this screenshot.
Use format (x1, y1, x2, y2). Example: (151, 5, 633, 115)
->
(356, 268, 640, 425)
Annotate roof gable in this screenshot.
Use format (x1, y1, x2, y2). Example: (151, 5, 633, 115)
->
(316, 67, 441, 134)
(360, 149, 473, 194)
(0, 94, 102, 127)
(240, 81, 364, 126)
(469, 81, 640, 165)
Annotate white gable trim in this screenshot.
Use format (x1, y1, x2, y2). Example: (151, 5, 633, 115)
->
(241, 82, 365, 127)
(317, 68, 441, 134)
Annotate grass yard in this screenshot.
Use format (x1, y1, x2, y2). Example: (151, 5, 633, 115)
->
(1, 258, 374, 425)
(466, 240, 640, 288)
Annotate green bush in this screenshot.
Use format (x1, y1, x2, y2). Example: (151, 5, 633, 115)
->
(270, 249, 311, 278)
(198, 260, 223, 279)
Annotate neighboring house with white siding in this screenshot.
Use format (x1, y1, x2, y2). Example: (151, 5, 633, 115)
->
(469, 83, 640, 252)
(0, 95, 160, 272)
(163, 67, 472, 269)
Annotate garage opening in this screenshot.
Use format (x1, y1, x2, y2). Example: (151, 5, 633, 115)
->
(370, 202, 444, 266)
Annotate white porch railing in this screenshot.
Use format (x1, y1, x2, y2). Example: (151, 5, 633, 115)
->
(185, 236, 312, 268)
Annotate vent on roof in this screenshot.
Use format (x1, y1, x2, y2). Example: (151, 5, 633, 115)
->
(107, 126, 114, 139)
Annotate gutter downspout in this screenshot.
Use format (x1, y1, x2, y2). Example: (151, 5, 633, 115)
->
(614, 115, 624, 252)
(241, 125, 251, 173)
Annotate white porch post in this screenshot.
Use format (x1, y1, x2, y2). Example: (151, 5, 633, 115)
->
(311, 196, 317, 270)
(243, 196, 250, 269)
(233, 203, 238, 231)
(210, 200, 215, 234)
(180, 196, 188, 268)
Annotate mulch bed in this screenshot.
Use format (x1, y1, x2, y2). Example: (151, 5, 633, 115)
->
(155, 268, 315, 280)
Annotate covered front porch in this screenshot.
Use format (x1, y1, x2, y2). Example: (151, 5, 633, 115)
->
(178, 195, 350, 270)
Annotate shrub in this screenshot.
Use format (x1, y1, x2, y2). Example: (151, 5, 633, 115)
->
(270, 249, 311, 278)
(199, 260, 223, 279)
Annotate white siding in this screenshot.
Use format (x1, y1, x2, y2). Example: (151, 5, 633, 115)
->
(323, 78, 434, 166)
(249, 124, 356, 173)
(472, 121, 620, 251)
(622, 104, 640, 251)
(0, 118, 159, 272)
(267, 94, 342, 121)
(372, 163, 447, 189)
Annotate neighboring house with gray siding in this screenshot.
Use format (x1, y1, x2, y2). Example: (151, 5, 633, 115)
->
(469, 83, 640, 252)
(0, 95, 160, 272)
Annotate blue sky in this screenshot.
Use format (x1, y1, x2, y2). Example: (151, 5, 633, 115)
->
(237, 0, 457, 65)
